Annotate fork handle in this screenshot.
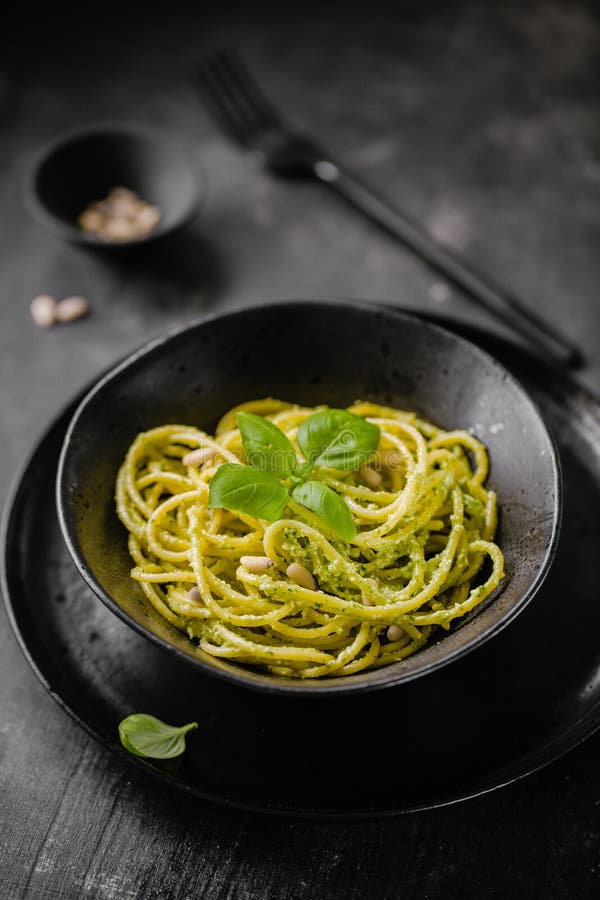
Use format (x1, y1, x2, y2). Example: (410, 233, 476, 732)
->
(313, 160, 581, 368)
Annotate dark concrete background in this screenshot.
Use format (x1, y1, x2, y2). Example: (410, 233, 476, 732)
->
(1, 3, 599, 898)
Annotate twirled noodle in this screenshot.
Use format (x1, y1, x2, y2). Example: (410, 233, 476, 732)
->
(115, 399, 504, 678)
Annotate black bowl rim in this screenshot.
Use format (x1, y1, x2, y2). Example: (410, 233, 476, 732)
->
(56, 300, 562, 696)
(23, 121, 205, 248)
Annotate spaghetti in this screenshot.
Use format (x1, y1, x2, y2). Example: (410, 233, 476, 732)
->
(116, 398, 504, 678)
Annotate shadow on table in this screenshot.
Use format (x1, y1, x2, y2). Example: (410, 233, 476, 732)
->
(82, 221, 226, 315)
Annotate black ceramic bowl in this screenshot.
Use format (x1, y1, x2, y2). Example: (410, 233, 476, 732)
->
(57, 302, 561, 694)
(26, 124, 202, 247)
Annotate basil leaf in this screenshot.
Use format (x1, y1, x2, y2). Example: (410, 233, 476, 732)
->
(292, 481, 356, 541)
(208, 463, 289, 521)
(296, 409, 380, 471)
(237, 411, 298, 477)
(118, 714, 198, 759)
(289, 460, 314, 487)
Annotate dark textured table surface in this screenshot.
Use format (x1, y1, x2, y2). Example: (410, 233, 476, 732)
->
(1, 3, 600, 898)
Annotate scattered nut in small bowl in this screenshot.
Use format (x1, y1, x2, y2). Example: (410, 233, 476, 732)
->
(25, 124, 203, 249)
(78, 187, 161, 242)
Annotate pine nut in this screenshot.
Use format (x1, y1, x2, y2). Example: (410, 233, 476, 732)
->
(360, 465, 382, 488)
(30, 294, 57, 328)
(136, 205, 161, 231)
(102, 218, 139, 241)
(55, 295, 89, 323)
(240, 555, 274, 573)
(386, 624, 405, 642)
(183, 447, 216, 467)
(79, 209, 105, 232)
(286, 563, 317, 590)
(110, 187, 142, 217)
(381, 450, 402, 471)
(188, 587, 203, 603)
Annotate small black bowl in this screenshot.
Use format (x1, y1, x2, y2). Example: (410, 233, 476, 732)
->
(57, 301, 561, 695)
(25, 124, 203, 247)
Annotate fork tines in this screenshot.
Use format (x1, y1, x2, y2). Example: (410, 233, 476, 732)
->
(189, 49, 282, 145)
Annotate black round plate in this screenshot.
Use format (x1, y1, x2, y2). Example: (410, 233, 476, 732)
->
(3, 316, 600, 816)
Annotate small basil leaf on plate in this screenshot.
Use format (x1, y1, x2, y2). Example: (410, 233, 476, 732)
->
(292, 480, 356, 541)
(118, 714, 198, 759)
(296, 409, 380, 471)
(208, 464, 289, 521)
(237, 411, 298, 478)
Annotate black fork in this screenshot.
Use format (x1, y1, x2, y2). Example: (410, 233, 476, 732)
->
(190, 50, 581, 368)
